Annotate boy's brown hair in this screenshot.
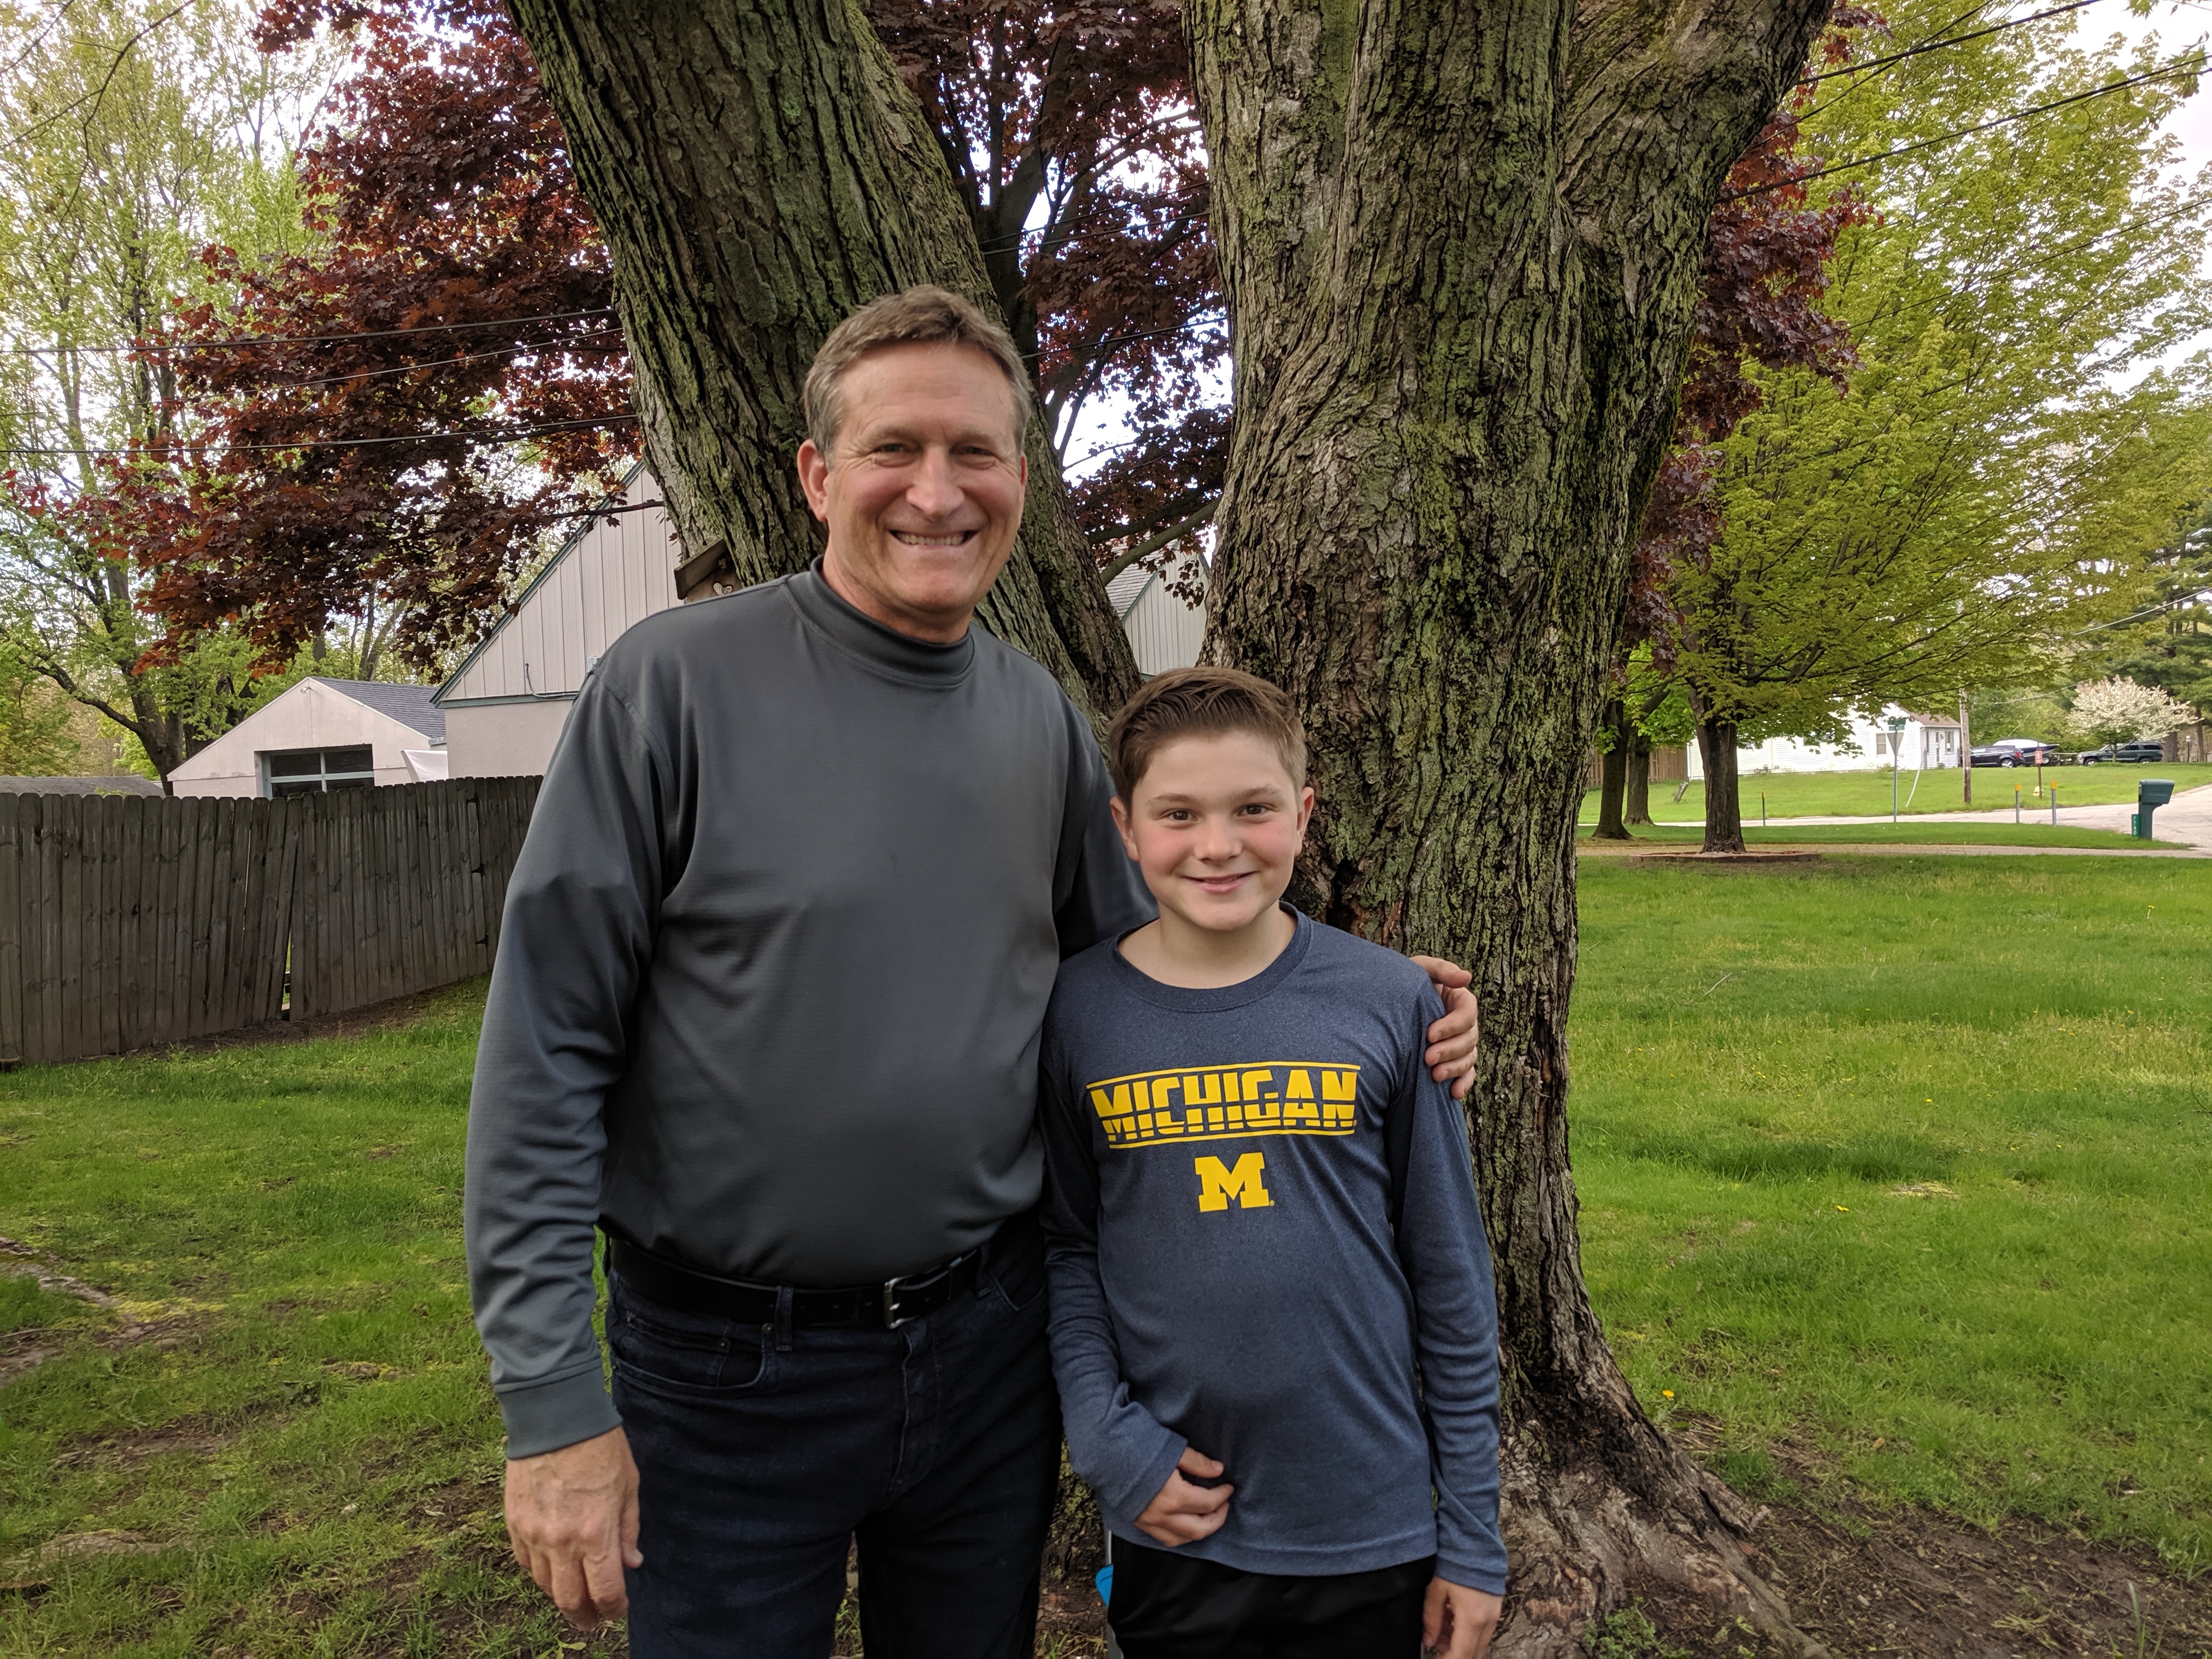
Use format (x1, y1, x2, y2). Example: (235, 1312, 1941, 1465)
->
(1107, 666, 1308, 801)
(803, 285, 1033, 457)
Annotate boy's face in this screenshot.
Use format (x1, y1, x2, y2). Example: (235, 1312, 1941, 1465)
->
(1111, 731, 1314, 936)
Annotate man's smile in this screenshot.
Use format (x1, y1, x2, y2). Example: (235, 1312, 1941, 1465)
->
(891, 529, 979, 546)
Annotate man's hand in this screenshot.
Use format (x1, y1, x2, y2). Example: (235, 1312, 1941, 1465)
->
(1413, 956, 1480, 1100)
(505, 1425, 643, 1628)
(1134, 1446, 1233, 1547)
(1422, 1577, 1503, 1658)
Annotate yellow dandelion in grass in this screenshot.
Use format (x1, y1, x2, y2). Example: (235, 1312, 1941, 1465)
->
(1662, 1390, 1675, 1399)
(1836, 1204, 1849, 1212)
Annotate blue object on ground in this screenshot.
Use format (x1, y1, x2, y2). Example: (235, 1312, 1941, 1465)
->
(1096, 1563, 1114, 1607)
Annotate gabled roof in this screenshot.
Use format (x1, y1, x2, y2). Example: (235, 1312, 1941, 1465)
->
(1105, 560, 1156, 618)
(434, 462, 648, 708)
(309, 678, 445, 744)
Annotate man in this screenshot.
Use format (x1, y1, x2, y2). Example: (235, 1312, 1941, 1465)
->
(466, 285, 1481, 1657)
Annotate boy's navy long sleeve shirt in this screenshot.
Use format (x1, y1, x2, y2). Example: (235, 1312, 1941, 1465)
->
(1039, 910, 1508, 1593)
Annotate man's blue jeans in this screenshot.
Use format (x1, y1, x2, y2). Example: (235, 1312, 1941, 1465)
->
(610, 1214, 1060, 1658)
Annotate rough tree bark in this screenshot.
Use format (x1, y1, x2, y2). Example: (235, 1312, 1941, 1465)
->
(1623, 733, 1655, 827)
(1186, 3, 1827, 1651)
(1697, 716, 1749, 855)
(1593, 701, 1631, 841)
(502, 0, 1140, 726)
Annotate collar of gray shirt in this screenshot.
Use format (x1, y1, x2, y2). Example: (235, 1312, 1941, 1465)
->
(789, 556, 978, 687)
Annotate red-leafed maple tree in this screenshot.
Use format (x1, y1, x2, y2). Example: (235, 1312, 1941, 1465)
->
(133, 0, 633, 679)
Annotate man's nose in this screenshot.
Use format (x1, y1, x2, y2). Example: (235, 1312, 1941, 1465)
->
(904, 449, 965, 519)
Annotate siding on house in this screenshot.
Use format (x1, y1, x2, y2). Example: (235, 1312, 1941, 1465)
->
(1106, 551, 1207, 676)
(437, 467, 679, 706)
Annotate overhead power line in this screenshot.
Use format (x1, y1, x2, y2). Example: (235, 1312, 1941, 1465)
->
(1799, 0, 2103, 86)
(1, 308, 617, 357)
(0, 413, 638, 459)
(1728, 47, 2210, 201)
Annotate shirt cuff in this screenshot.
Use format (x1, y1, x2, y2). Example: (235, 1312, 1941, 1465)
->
(1433, 1545, 1510, 1598)
(496, 1364, 621, 1460)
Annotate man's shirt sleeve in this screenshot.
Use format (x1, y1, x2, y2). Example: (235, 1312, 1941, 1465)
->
(1039, 1027, 1189, 1530)
(1393, 993, 1510, 1595)
(464, 675, 671, 1458)
(1051, 698, 1154, 958)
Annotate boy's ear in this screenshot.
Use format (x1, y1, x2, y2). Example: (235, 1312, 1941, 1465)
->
(1109, 793, 1141, 861)
(1295, 784, 1315, 836)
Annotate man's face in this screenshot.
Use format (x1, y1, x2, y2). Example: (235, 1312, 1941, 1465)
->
(1110, 732, 1314, 938)
(797, 342, 1028, 643)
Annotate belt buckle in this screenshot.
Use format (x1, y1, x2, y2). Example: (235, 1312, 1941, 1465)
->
(880, 1253, 961, 1330)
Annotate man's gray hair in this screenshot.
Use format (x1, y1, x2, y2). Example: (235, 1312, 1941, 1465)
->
(803, 285, 1033, 457)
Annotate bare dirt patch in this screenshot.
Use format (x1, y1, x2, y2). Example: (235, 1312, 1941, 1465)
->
(1616, 1498, 2212, 1657)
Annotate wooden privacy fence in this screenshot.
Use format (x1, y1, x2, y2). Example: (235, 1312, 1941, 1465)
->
(0, 776, 541, 1066)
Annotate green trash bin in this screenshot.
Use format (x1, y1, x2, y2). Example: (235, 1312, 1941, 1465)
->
(2138, 778, 2175, 839)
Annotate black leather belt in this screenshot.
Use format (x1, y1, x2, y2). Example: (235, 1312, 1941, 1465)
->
(607, 1236, 983, 1331)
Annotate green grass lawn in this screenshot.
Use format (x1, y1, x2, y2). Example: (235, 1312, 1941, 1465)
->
(1581, 760, 2212, 822)
(1573, 855, 2212, 1574)
(1577, 822, 2193, 850)
(0, 984, 615, 1658)
(4, 857, 2210, 1652)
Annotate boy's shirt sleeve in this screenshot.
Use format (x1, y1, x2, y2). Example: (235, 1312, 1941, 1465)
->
(1038, 1023, 1189, 1531)
(1394, 992, 1510, 1595)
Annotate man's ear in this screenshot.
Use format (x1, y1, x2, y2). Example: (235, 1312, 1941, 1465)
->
(796, 438, 831, 521)
(1109, 793, 1140, 862)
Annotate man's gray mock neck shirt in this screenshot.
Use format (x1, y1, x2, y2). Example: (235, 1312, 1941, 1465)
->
(464, 562, 1154, 1456)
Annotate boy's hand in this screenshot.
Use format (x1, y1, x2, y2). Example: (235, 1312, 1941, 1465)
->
(1134, 1446, 1233, 1547)
(1413, 957, 1479, 1100)
(1422, 1577, 1502, 1657)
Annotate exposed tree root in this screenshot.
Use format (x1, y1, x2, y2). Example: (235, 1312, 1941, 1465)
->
(1496, 1432, 1828, 1658)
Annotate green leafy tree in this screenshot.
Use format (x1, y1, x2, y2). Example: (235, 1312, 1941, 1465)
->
(1667, 0, 2212, 850)
(0, 0, 330, 780)
(2094, 511, 2212, 717)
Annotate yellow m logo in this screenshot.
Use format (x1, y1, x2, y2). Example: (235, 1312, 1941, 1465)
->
(1195, 1153, 1272, 1212)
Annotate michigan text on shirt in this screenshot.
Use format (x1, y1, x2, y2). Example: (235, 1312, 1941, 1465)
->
(1085, 1062, 1362, 1150)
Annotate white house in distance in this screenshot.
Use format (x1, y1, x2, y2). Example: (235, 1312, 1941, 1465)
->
(1684, 705, 1963, 780)
(168, 678, 447, 799)
(437, 466, 1209, 778)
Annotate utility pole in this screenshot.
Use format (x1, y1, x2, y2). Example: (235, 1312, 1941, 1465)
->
(1958, 692, 1972, 807)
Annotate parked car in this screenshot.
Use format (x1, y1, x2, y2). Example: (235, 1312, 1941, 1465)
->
(2078, 740, 2167, 764)
(1969, 738, 2064, 767)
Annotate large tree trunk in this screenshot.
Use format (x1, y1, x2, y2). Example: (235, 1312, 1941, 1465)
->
(1187, 3, 1827, 1652)
(502, 0, 1140, 726)
(1592, 701, 1631, 841)
(1697, 717, 1749, 855)
(1623, 733, 1654, 827)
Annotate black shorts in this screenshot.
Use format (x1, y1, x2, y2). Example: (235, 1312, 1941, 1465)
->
(1107, 1544, 1434, 1659)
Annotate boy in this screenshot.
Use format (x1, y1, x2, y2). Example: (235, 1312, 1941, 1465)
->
(1039, 667, 1508, 1659)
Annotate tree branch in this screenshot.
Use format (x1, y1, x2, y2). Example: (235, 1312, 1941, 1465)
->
(1095, 501, 1216, 584)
